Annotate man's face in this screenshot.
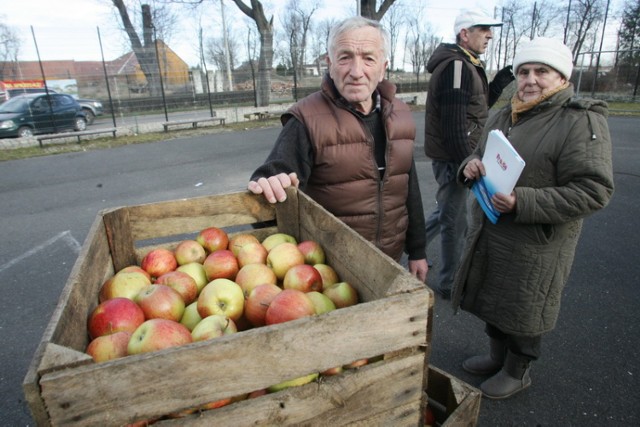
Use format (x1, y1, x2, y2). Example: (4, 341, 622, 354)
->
(327, 26, 388, 114)
(516, 63, 567, 102)
(459, 26, 493, 55)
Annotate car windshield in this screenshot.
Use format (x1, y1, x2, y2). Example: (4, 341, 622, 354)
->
(0, 97, 29, 113)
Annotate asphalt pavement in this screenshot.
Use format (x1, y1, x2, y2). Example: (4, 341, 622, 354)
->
(0, 112, 638, 426)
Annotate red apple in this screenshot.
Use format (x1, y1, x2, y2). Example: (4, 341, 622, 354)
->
(86, 331, 131, 362)
(266, 242, 305, 281)
(228, 233, 261, 257)
(283, 264, 323, 293)
(261, 232, 297, 252)
(197, 278, 245, 321)
(244, 283, 282, 327)
(155, 270, 199, 305)
(127, 319, 193, 355)
(117, 265, 152, 282)
(297, 240, 326, 265)
(265, 289, 315, 325)
(99, 271, 151, 302)
(176, 262, 208, 293)
(180, 301, 202, 331)
(191, 314, 238, 341)
(235, 263, 278, 298)
(200, 397, 233, 410)
(135, 284, 185, 322)
(314, 264, 340, 290)
(140, 248, 178, 279)
(321, 366, 344, 376)
(306, 291, 337, 315)
(174, 239, 207, 265)
(236, 242, 268, 267)
(323, 281, 359, 308)
(344, 358, 369, 369)
(203, 249, 239, 281)
(248, 389, 267, 399)
(196, 226, 229, 253)
(88, 297, 145, 339)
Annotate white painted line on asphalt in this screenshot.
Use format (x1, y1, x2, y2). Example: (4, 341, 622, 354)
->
(0, 230, 81, 273)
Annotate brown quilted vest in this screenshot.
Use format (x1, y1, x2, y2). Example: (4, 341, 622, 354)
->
(284, 78, 415, 260)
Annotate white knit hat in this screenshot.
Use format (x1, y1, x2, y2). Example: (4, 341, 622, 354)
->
(512, 37, 574, 79)
(454, 8, 502, 36)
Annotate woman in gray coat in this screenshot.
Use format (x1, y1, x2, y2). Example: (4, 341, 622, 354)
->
(454, 38, 614, 399)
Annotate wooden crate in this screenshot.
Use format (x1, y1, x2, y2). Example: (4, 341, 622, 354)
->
(24, 188, 433, 426)
(425, 366, 482, 427)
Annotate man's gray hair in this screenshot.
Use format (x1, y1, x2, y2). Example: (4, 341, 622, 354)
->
(327, 16, 390, 61)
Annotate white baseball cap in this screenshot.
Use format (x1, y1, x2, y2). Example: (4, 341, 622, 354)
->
(454, 8, 503, 36)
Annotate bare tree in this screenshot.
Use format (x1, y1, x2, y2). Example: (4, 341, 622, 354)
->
(359, 0, 396, 21)
(110, 0, 179, 97)
(310, 18, 336, 76)
(0, 19, 20, 79)
(230, 0, 274, 107)
(567, 0, 606, 64)
(279, 1, 317, 100)
(381, 3, 406, 73)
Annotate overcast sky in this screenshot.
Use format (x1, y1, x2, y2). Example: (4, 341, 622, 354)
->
(3, 0, 621, 68)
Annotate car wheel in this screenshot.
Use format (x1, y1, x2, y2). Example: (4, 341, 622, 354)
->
(18, 126, 34, 138)
(82, 108, 96, 125)
(74, 117, 87, 132)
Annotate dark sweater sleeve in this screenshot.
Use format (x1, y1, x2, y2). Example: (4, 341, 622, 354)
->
(249, 117, 314, 187)
(404, 159, 427, 260)
(438, 60, 473, 164)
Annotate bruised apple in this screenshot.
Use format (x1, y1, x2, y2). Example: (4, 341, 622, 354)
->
(283, 264, 323, 293)
(86, 331, 131, 362)
(236, 242, 268, 267)
(244, 283, 282, 327)
(228, 233, 261, 257)
(174, 240, 207, 265)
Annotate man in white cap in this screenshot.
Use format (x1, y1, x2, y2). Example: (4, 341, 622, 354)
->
(424, 8, 514, 300)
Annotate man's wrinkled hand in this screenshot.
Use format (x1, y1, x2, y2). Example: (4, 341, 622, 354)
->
(247, 172, 299, 203)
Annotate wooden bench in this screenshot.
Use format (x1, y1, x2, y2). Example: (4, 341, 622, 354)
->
(162, 117, 225, 132)
(243, 110, 286, 121)
(36, 127, 117, 148)
(398, 95, 418, 105)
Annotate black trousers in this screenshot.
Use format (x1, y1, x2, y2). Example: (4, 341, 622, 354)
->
(485, 323, 542, 361)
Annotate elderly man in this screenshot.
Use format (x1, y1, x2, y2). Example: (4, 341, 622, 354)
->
(424, 8, 515, 299)
(248, 16, 428, 283)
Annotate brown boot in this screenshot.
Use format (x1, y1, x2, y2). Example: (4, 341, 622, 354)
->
(462, 338, 505, 375)
(480, 351, 532, 400)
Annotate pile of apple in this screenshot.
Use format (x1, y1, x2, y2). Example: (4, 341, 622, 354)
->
(85, 226, 363, 416)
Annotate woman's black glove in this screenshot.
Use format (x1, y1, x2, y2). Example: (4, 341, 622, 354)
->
(488, 65, 515, 107)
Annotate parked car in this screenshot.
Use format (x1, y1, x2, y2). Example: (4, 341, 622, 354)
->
(0, 93, 87, 138)
(0, 88, 103, 125)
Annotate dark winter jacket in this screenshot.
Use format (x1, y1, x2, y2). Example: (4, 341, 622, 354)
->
(452, 84, 614, 336)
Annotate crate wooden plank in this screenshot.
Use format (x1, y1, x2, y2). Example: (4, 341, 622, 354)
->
(39, 289, 429, 425)
(103, 206, 138, 271)
(126, 192, 276, 241)
(156, 353, 425, 426)
(427, 366, 481, 427)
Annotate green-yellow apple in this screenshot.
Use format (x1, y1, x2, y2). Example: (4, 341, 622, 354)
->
(236, 242, 268, 267)
(267, 372, 319, 392)
(191, 314, 238, 341)
(283, 264, 323, 293)
(196, 226, 229, 253)
(235, 263, 278, 298)
(323, 281, 359, 308)
(127, 319, 193, 355)
(266, 242, 305, 280)
(244, 283, 282, 327)
(140, 248, 177, 279)
(203, 249, 239, 281)
(306, 291, 336, 315)
(176, 262, 208, 293)
(197, 278, 245, 321)
(99, 271, 151, 302)
(135, 284, 185, 322)
(314, 264, 340, 290)
(265, 289, 315, 325)
(261, 232, 297, 252)
(297, 240, 326, 265)
(180, 301, 202, 331)
(228, 233, 261, 257)
(88, 297, 145, 339)
(174, 239, 206, 265)
(85, 331, 131, 362)
(155, 270, 199, 305)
